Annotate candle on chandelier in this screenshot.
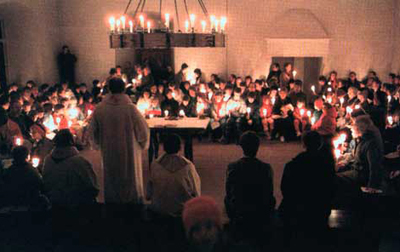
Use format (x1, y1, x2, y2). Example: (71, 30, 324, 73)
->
(109, 16, 116, 32)
(116, 19, 121, 32)
(190, 14, 196, 29)
(165, 13, 170, 29)
(220, 17, 227, 32)
(32, 157, 40, 168)
(215, 19, 220, 32)
(120, 16, 126, 30)
(185, 20, 190, 33)
(139, 15, 145, 28)
(210, 15, 216, 30)
(129, 20, 133, 33)
(147, 21, 151, 33)
(201, 20, 206, 33)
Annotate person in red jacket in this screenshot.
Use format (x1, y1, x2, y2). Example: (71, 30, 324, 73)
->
(312, 103, 337, 145)
(260, 95, 274, 139)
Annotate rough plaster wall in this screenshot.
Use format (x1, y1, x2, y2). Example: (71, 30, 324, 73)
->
(0, 0, 61, 85)
(391, 0, 400, 74)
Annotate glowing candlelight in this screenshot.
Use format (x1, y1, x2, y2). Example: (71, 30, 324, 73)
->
(139, 15, 145, 28)
(340, 97, 344, 106)
(293, 70, 297, 78)
(388, 115, 394, 125)
(311, 85, 316, 93)
(334, 149, 341, 160)
(129, 20, 133, 33)
(339, 133, 347, 143)
(271, 97, 276, 105)
(149, 114, 154, 119)
(15, 137, 22, 146)
(246, 107, 251, 115)
(138, 74, 142, 80)
(215, 19, 219, 32)
(164, 110, 169, 117)
(220, 17, 227, 32)
(190, 14, 196, 29)
(311, 117, 316, 125)
(219, 109, 225, 117)
(165, 13, 170, 29)
(68, 121, 72, 128)
(56, 117, 61, 125)
(179, 110, 185, 117)
(32, 157, 40, 168)
(346, 106, 353, 114)
(355, 104, 361, 110)
(327, 97, 333, 104)
(323, 95, 326, 100)
(300, 109, 305, 117)
(388, 95, 392, 104)
(263, 109, 267, 117)
(201, 20, 206, 33)
(116, 19, 121, 32)
(120, 16, 126, 30)
(88, 110, 93, 117)
(147, 21, 151, 33)
(328, 81, 332, 86)
(68, 108, 79, 119)
(185, 20, 190, 33)
(210, 15, 216, 30)
(109, 17, 116, 32)
(208, 92, 213, 100)
(327, 87, 332, 92)
(307, 110, 312, 117)
(172, 92, 176, 99)
(197, 103, 205, 114)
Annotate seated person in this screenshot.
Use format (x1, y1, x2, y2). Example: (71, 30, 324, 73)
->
(210, 91, 227, 141)
(241, 92, 261, 133)
(337, 115, 384, 195)
(280, 131, 335, 234)
(43, 129, 99, 206)
(225, 131, 275, 243)
(147, 97, 162, 117)
(260, 95, 274, 139)
(161, 89, 179, 117)
(0, 146, 47, 210)
(272, 88, 295, 142)
(293, 99, 309, 137)
(136, 89, 152, 114)
(222, 87, 246, 144)
(312, 103, 337, 144)
(147, 134, 201, 217)
(179, 95, 196, 117)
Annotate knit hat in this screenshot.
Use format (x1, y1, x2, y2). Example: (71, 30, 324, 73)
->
(182, 196, 222, 234)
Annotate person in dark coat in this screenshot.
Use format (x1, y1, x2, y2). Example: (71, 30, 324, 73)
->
(225, 131, 275, 246)
(267, 63, 281, 84)
(161, 89, 179, 117)
(57, 45, 77, 84)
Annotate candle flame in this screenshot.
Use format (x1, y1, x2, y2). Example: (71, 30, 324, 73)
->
(32, 157, 40, 168)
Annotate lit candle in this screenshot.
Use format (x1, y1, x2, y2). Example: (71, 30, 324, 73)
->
(208, 92, 213, 100)
(293, 70, 297, 78)
(327, 87, 332, 92)
(246, 107, 251, 115)
(68, 108, 79, 119)
(263, 109, 267, 117)
(327, 97, 333, 104)
(328, 81, 332, 86)
(219, 109, 225, 117)
(109, 17, 116, 32)
(185, 20, 190, 33)
(190, 14, 196, 29)
(271, 97, 276, 105)
(311, 117, 316, 125)
(201, 20, 206, 33)
(129, 20, 133, 33)
(149, 114, 154, 119)
(88, 110, 93, 117)
(339, 133, 347, 143)
(307, 110, 312, 117)
(165, 13, 170, 29)
(116, 19, 121, 32)
(215, 19, 219, 32)
(139, 15, 145, 28)
(388, 115, 394, 125)
(210, 15, 216, 30)
(220, 17, 227, 32)
(120, 16, 126, 30)
(340, 97, 344, 106)
(56, 117, 61, 126)
(32, 157, 40, 168)
(138, 74, 142, 80)
(179, 110, 185, 117)
(300, 109, 305, 117)
(355, 104, 361, 110)
(334, 148, 341, 160)
(164, 110, 169, 117)
(172, 92, 176, 99)
(388, 95, 392, 104)
(346, 106, 353, 114)
(15, 137, 22, 146)
(311, 85, 316, 94)
(147, 21, 151, 33)
(68, 121, 72, 128)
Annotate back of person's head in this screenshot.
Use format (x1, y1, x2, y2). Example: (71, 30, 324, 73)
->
(239, 131, 260, 158)
(182, 196, 222, 248)
(354, 115, 373, 134)
(164, 134, 181, 154)
(181, 63, 189, 70)
(302, 131, 323, 151)
(12, 146, 29, 164)
(109, 68, 117, 75)
(109, 78, 125, 94)
(54, 129, 75, 148)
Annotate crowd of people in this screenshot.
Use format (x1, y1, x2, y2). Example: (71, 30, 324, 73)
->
(1, 61, 400, 251)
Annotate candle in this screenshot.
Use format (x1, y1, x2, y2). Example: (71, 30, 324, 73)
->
(208, 92, 213, 100)
(172, 92, 176, 99)
(311, 117, 316, 125)
(307, 110, 311, 117)
(185, 20, 190, 33)
(164, 110, 169, 117)
(32, 157, 40, 168)
(327, 97, 333, 104)
(149, 114, 154, 119)
(334, 148, 341, 160)
(139, 15, 145, 28)
(210, 15, 216, 30)
(120, 16, 126, 30)
(109, 17, 116, 32)
(339, 133, 347, 143)
(328, 81, 332, 86)
(322, 95, 326, 100)
(215, 19, 219, 32)
(179, 110, 185, 117)
(311, 85, 316, 93)
(129, 20, 133, 33)
(15, 137, 22, 146)
(388, 116, 394, 125)
(246, 107, 251, 115)
(219, 109, 225, 117)
(201, 20, 206, 33)
(190, 14, 196, 29)
(220, 17, 227, 32)
(293, 70, 297, 78)
(138, 74, 142, 80)
(165, 13, 170, 29)
(271, 97, 276, 105)
(340, 97, 344, 106)
(263, 109, 267, 117)
(355, 104, 360, 110)
(388, 95, 392, 104)
(327, 87, 332, 92)
(346, 106, 353, 114)
(300, 109, 305, 117)
(147, 21, 151, 33)
(56, 117, 61, 125)
(88, 110, 93, 117)
(116, 19, 121, 32)
(68, 121, 72, 128)
(68, 108, 79, 119)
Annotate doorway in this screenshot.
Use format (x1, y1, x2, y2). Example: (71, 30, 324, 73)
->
(271, 57, 322, 98)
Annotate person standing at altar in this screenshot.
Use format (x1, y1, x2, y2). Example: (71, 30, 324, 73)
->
(90, 78, 150, 204)
(57, 45, 77, 84)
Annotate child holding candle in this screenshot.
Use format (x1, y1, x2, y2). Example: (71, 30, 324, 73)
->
(260, 95, 274, 139)
(293, 100, 309, 137)
(210, 92, 227, 141)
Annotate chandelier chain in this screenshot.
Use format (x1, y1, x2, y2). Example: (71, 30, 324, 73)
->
(174, 0, 181, 30)
(124, 0, 133, 15)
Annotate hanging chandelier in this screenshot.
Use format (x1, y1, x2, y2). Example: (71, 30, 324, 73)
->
(108, 0, 226, 49)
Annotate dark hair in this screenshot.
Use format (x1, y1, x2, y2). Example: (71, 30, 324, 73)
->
(93, 79, 100, 86)
(194, 68, 202, 76)
(54, 129, 75, 147)
(79, 83, 87, 88)
(234, 87, 242, 94)
(247, 92, 256, 99)
(294, 79, 303, 86)
(12, 146, 29, 164)
(239, 131, 260, 157)
(109, 78, 125, 94)
(54, 104, 65, 112)
(318, 76, 327, 82)
(181, 63, 189, 70)
(302, 131, 322, 151)
(284, 62, 292, 68)
(116, 65, 122, 69)
(272, 63, 280, 68)
(0, 95, 9, 106)
(109, 68, 117, 75)
(164, 134, 181, 154)
(183, 95, 190, 101)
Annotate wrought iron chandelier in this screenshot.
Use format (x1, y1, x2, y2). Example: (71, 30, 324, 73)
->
(108, 0, 226, 49)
